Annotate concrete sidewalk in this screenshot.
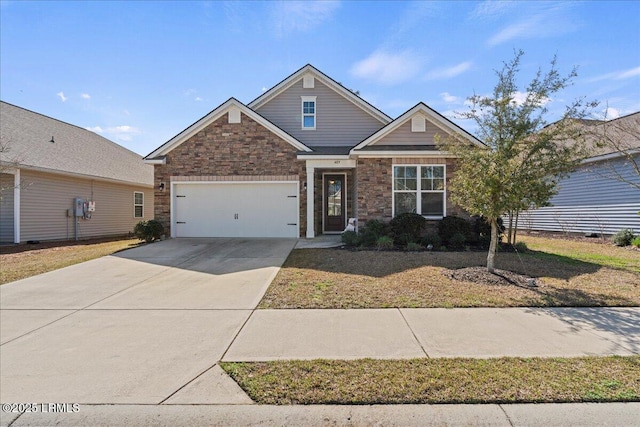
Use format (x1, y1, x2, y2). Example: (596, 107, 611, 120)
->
(223, 307, 640, 361)
(3, 403, 639, 426)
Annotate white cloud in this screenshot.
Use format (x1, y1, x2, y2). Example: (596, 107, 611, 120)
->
(194, 97, 203, 102)
(56, 91, 67, 102)
(425, 62, 472, 80)
(351, 50, 422, 85)
(440, 92, 459, 103)
(511, 91, 551, 106)
(470, 0, 516, 20)
(486, 4, 578, 47)
(81, 93, 90, 99)
(271, 0, 340, 37)
(86, 125, 141, 142)
(587, 66, 640, 83)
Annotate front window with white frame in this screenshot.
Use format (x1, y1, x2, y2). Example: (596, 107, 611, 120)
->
(301, 96, 316, 129)
(393, 165, 445, 218)
(134, 191, 144, 218)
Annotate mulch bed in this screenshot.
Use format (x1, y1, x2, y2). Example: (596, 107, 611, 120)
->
(444, 266, 541, 287)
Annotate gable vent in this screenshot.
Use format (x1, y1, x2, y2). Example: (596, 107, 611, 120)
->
(228, 107, 241, 124)
(411, 116, 426, 132)
(303, 75, 315, 89)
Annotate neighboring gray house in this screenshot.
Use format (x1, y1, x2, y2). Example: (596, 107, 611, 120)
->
(0, 101, 154, 243)
(517, 112, 640, 235)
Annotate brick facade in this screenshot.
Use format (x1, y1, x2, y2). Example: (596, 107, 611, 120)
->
(355, 157, 468, 225)
(153, 112, 306, 236)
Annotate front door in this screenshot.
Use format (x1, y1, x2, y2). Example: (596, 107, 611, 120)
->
(324, 174, 345, 233)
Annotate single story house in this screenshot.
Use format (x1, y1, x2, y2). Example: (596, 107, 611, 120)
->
(517, 112, 640, 235)
(143, 64, 483, 239)
(0, 101, 154, 243)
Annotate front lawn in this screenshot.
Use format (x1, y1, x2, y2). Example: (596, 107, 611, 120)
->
(221, 356, 640, 404)
(259, 235, 640, 308)
(0, 237, 141, 285)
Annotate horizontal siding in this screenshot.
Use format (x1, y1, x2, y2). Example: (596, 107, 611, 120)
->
(0, 173, 15, 242)
(372, 118, 446, 145)
(516, 204, 640, 235)
(19, 170, 154, 242)
(255, 79, 384, 147)
(550, 157, 640, 207)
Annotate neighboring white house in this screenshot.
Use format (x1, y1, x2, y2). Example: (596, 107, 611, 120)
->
(517, 112, 640, 235)
(0, 101, 154, 243)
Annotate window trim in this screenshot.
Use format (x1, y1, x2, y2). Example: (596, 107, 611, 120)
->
(301, 96, 316, 130)
(392, 164, 446, 219)
(134, 191, 144, 218)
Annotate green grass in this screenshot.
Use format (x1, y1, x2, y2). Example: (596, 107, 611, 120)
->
(519, 235, 640, 272)
(221, 356, 640, 405)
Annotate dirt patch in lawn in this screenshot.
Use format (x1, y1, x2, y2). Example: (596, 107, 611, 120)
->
(445, 267, 540, 287)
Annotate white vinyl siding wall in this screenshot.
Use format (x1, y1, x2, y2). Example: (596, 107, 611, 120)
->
(517, 156, 640, 234)
(19, 170, 154, 242)
(0, 173, 15, 242)
(255, 79, 385, 146)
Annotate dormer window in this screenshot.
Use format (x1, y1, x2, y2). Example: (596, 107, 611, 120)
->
(301, 96, 316, 130)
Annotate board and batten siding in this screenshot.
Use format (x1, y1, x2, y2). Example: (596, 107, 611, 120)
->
(372, 117, 447, 146)
(255, 79, 385, 147)
(517, 156, 640, 234)
(19, 170, 154, 242)
(0, 173, 15, 242)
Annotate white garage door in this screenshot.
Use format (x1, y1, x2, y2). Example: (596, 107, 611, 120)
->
(173, 182, 299, 238)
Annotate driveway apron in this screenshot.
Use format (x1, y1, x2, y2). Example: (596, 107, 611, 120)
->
(0, 238, 295, 405)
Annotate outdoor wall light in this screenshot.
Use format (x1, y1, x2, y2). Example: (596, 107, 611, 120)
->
(303, 182, 307, 190)
(159, 182, 165, 191)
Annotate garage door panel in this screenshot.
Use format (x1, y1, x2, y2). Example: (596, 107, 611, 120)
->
(174, 182, 298, 238)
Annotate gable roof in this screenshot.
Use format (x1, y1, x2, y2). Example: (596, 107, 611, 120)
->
(144, 98, 312, 160)
(0, 101, 153, 186)
(351, 102, 485, 152)
(248, 64, 392, 125)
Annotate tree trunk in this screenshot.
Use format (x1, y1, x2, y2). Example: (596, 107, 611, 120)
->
(487, 217, 498, 273)
(507, 211, 514, 245)
(513, 210, 520, 245)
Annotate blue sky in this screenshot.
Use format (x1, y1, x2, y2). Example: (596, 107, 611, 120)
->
(1, 1, 639, 156)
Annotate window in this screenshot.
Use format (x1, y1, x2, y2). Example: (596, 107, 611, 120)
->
(134, 192, 144, 218)
(393, 165, 445, 218)
(301, 96, 316, 129)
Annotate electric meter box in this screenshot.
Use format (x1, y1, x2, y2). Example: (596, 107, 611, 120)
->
(88, 201, 96, 212)
(74, 198, 84, 217)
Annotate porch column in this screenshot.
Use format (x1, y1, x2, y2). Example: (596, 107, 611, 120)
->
(306, 166, 315, 238)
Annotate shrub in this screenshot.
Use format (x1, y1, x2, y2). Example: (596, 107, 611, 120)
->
(438, 216, 472, 245)
(472, 216, 505, 245)
(360, 219, 390, 247)
(612, 229, 635, 247)
(513, 241, 528, 253)
(632, 236, 640, 248)
(421, 233, 442, 249)
(406, 242, 423, 252)
(341, 230, 361, 247)
(448, 232, 467, 251)
(376, 236, 394, 250)
(133, 219, 164, 243)
(390, 212, 426, 245)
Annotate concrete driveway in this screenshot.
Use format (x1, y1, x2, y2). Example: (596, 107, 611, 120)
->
(0, 238, 296, 405)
